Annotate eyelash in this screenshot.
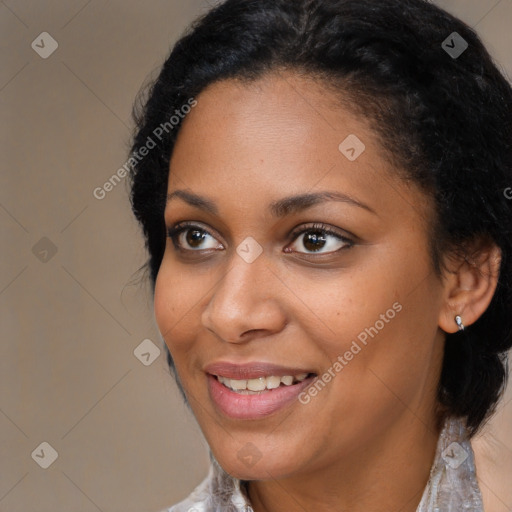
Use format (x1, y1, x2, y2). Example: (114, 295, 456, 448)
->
(166, 221, 354, 256)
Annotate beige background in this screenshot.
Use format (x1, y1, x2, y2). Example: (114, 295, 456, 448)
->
(1, 1, 511, 511)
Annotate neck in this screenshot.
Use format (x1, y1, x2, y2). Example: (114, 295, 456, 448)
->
(247, 412, 442, 512)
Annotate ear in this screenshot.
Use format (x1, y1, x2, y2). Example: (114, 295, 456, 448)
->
(438, 239, 502, 333)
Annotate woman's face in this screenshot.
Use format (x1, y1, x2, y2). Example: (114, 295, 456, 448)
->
(154, 71, 447, 479)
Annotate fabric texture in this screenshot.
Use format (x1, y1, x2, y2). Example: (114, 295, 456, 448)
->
(163, 416, 483, 512)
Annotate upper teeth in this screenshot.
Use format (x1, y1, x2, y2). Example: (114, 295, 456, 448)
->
(217, 373, 309, 393)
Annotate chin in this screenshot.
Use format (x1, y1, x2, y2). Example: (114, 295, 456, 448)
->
(214, 449, 298, 481)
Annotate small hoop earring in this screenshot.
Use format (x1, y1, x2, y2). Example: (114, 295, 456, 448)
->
(455, 315, 465, 331)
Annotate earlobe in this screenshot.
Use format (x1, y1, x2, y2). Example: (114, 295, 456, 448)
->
(438, 242, 501, 334)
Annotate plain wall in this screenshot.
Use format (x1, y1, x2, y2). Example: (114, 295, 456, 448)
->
(1, 1, 510, 511)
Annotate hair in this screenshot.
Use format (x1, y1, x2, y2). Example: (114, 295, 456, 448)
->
(128, 0, 512, 437)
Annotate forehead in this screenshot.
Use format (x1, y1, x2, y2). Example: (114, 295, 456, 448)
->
(166, 70, 431, 229)
(176, 70, 375, 152)
(170, 72, 380, 180)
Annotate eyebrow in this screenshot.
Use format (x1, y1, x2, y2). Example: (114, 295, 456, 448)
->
(165, 189, 376, 217)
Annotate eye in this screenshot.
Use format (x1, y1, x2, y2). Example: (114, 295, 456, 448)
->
(286, 222, 353, 255)
(167, 222, 223, 252)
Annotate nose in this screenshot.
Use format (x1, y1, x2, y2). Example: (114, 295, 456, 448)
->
(201, 252, 287, 344)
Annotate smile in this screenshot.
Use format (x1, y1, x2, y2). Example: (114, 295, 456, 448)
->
(204, 362, 317, 419)
(216, 373, 310, 393)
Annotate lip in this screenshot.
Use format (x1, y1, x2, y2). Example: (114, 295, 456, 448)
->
(204, 361, 314, 380)
(204, 361, 317, 420)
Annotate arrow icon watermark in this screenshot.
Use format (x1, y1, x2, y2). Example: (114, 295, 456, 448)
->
(441, 32, 468, 59)
(32, 237, 58, 263)
(236, 236, 263, 263)
(31, 442, 58, 469)
(339, 134, 365, 161)
(31, 32, 58, 59)
(134, 339, 161, 366)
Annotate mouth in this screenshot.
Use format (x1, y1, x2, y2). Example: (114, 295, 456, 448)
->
(204, 361, 318, 419)
(215, 372, 314, 394)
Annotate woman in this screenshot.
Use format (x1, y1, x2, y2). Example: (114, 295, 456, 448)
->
(128, 0, 512, 510)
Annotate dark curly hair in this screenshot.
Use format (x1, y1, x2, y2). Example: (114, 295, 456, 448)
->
(128, 0, 512, 436)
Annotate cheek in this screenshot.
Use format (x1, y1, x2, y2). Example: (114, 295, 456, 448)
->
(324, 282, 441, 426)
(153, 260, 201, 353)
(153, 264, 175, 339)
(308, 248, 440, 395)
(286, 260, 400, 356)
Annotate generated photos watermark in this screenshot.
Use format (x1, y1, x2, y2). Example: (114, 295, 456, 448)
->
(93, 97, 197, 200)
(299, 301, 403, 404)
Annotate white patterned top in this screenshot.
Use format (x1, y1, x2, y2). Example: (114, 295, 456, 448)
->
(163, 417, 483, 512)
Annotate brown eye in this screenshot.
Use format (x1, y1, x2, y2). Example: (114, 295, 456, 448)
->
(167, 223, 223, 251)
(287, 223, 353, 255)
(185, 228, 207, 248)
(302, 230, 328, 252)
